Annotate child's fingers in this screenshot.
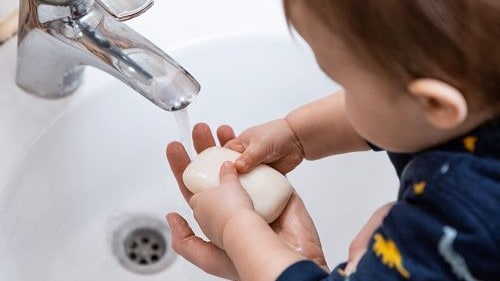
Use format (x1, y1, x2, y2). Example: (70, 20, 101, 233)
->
(216, 124, 236, 146)
(166, 141, 193, 202)
(234, 143, 268, 173)
(219, 161, 241, 186)
(166, 213, 239, 279)
(223, 138, 246, 153)
(192, 122, 216, 153)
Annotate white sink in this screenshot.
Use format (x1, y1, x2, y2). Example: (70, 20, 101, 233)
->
(0, 2, 398, 280)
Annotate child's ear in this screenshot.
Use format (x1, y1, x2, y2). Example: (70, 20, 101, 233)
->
(407, 78, 468, 129)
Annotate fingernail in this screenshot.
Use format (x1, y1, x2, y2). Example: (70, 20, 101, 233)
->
(235, 159, 247, 168)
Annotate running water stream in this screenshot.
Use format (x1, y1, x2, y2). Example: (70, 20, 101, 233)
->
(173, 108, 194, 159)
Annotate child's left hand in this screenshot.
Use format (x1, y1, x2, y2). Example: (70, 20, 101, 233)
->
(188, 161, 255, 249)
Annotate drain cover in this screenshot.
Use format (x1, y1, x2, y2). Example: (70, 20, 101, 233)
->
(124, 227, 166, 266)
(112, 215, 175, 274)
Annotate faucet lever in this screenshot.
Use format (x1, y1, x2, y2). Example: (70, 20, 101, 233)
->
(95, 0, 153, 21)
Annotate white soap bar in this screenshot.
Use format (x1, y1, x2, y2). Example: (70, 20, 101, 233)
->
(183, 147, 293, 223)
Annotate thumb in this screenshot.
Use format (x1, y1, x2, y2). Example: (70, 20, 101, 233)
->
(166, 213, 239, 279)
(234, 143, 269, 173)
(219, 161, 241, 186)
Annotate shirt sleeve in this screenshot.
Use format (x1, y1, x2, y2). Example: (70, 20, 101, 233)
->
(276, 260, 350, 281)
(276, 253, 414, 281)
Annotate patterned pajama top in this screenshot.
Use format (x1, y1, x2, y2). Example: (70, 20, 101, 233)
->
(277, 118, 500, 281)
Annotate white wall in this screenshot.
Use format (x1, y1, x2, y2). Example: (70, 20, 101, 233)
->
(0, 0, 17, 21)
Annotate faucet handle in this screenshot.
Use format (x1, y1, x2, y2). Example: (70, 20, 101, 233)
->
(95, 0, 153, 21)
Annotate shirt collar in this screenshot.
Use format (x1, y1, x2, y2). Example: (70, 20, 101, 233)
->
(426, 116, 500, 160)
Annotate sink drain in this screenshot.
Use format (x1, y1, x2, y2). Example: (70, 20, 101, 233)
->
(124, 227, 166, 266)
(112, 215, 175, 274)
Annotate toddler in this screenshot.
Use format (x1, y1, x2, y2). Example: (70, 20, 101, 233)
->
(166, 0, 500, 280)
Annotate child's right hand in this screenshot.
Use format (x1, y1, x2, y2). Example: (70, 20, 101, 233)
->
(221, 119, 305, 174)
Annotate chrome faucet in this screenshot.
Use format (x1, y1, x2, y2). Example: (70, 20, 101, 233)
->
(16, 0, 200, 111)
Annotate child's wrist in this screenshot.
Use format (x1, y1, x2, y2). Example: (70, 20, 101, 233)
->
(221, 209, 263, 249)
(282, 117, 305, 157)
(221, 208, 306, 280)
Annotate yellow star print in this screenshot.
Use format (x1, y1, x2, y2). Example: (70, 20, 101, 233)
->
(463, 136, 478, 153)
(373, 233, 410, 279)
(413, 181, 426, 195)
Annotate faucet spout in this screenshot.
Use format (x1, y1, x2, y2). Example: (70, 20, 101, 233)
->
(16, 0, 200, 111)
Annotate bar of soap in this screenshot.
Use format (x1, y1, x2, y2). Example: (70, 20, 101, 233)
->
(183, 147, 293, 223)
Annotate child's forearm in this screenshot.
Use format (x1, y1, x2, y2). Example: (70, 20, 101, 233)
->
(223, 210, 305, 281)
(285, 90, 369, 160)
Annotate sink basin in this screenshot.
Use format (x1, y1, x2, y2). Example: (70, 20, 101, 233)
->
(0, 33, 397, 280)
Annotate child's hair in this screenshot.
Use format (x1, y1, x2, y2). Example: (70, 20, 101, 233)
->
(284, 0, 500, 106)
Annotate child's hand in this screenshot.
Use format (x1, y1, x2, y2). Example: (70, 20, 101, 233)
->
(166, 123, 240, 280)
(222, 119, 304, 174)
(189, 161, 254, 249)
(166, 123, 328, 279)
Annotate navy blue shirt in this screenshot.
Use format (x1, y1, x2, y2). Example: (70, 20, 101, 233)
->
(277, 118, 500, 281)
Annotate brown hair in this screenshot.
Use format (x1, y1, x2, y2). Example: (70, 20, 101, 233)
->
(284, 0, 500, 105)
